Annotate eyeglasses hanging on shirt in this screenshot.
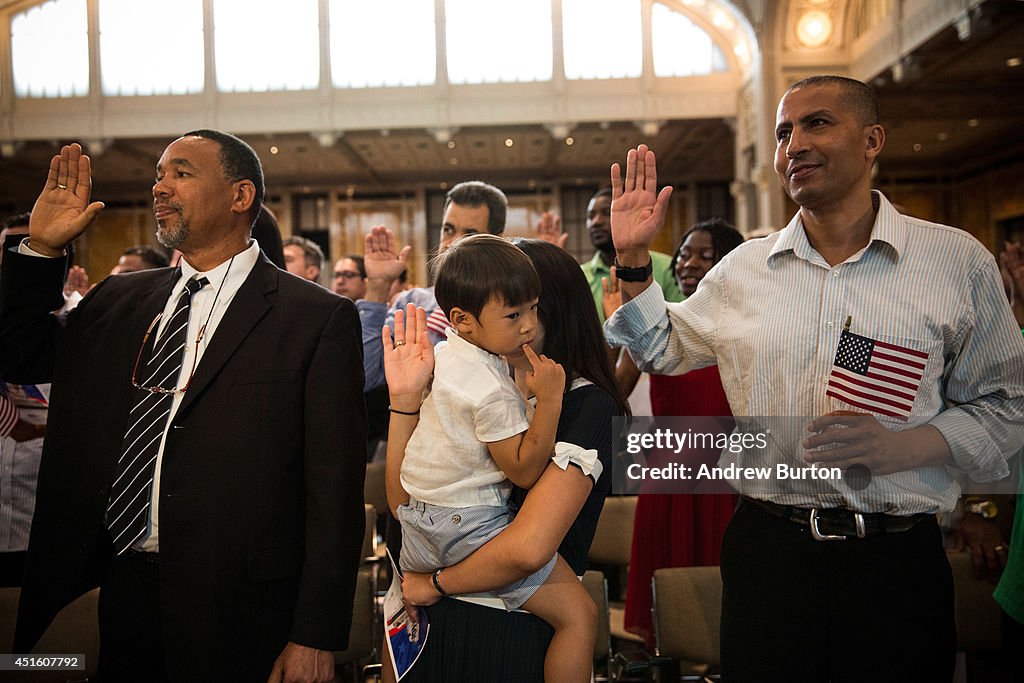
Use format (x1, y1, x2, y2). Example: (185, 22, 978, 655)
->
(130, 256, 235, 395)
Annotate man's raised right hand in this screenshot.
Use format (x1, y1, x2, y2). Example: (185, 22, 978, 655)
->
(29, 143, 105, 257)
(609, 143, 672, 265)
(363, 225, 411, 302)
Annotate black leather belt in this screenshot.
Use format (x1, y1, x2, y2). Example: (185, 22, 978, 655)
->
(741, 496, 934, 541)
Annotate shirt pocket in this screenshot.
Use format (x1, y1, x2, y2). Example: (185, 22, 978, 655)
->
(828, 332, 943, 429)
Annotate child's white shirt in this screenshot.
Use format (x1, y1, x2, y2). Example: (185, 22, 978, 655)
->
(400, 329, 531, 508)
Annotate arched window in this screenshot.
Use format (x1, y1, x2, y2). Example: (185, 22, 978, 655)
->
(12, 0, 89, 97)
(445, 0, 552, 84)
(329, 0, 435, 87)
(562, 0, 642, 79)
(651, 3, 727, 77)
(100, 0, 204, 96)
(214, 0, 320, 92)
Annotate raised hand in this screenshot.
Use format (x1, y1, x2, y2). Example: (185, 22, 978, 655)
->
(522, 344, 565, 405)
(29, 143, 105, 257)
(535, 211, 568, 249)
(601, 267, 622, 319)
(382, 304, 434, 410)
(64, 265, 90, 297)
(609, 144, 672, 263)
(363, 225, 411, 302)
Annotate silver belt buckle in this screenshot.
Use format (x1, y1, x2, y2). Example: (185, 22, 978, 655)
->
(809, 508, 847, 541)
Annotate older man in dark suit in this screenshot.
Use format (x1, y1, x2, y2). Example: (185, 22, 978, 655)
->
(0, 131, 366, 682)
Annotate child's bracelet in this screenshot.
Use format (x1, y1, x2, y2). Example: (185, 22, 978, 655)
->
(388, 405, 420, 416)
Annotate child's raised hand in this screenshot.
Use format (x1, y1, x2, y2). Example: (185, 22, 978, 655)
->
(522, 344, 565, 404)
(383, 304, 434, 409)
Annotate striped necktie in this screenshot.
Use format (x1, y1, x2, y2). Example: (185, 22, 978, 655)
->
(106, 275, 208, 555)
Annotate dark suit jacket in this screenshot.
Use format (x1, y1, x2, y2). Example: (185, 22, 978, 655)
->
(0, 250, 367, 680)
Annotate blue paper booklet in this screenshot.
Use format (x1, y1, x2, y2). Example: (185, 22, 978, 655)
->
(384, 549, 430, 680)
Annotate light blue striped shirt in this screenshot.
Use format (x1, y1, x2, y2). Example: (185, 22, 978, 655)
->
(606, 191, 1024, 514)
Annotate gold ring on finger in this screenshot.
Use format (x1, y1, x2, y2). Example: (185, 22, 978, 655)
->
(395, 341, 407, 347)
(57, 183, 68, 190)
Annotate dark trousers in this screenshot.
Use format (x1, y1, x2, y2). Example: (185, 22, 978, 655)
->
(0, 551, 26, 587)
(1002, 610, 1024, 679)
(96, 551, 169, 683)
(720, 499, 955, 683)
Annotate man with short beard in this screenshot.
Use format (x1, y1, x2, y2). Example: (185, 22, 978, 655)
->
(605, 76, 1024, 681)
(1, 130, 366, 682)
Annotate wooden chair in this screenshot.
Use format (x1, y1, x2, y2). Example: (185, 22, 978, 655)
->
(651, 566, 722, 680)
(0, 586, 100, 682)
(588, 495, 645, 648)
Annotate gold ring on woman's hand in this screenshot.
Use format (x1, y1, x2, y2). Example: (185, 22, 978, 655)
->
(57, 183, 68, 190)
(395, 341, 407, 347)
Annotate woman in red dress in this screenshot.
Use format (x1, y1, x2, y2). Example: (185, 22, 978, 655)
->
(623, 218, 745, 649)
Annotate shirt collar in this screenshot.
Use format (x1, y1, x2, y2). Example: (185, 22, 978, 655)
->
(443, 327, 512, 374)
(767, 190, 904, 266)
(587, 250, 611, 273)
(177, 240, 261, 295)
(173, 240, 262, 305)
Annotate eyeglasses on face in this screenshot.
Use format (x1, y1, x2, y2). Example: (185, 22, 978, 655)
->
(333, 271, 362, 280)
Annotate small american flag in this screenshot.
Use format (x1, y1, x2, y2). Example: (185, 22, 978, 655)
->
(425, 307, 450, 337)
(0, 390, 19, 437)
(825, 329, 927, 421)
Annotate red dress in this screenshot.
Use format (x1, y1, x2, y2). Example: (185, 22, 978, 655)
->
(623, 366, 738, 649)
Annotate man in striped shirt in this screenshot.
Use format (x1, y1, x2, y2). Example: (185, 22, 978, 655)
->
(0, 383, 48, 586)
(606, 75, 1024, 680)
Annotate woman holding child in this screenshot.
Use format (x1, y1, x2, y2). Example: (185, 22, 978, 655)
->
(383, 238, 626, 681)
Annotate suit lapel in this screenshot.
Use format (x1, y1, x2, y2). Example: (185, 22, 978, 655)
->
(175, 257, 277, 417)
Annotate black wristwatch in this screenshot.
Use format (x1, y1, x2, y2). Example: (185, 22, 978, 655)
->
(613, 257, 653, 282)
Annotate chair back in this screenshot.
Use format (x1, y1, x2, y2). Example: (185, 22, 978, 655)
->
(0, 586, 101, 681)
(334, 565, 377, 665)
(364, 462, 388, 518)
(583, 570, 612, 671)
(362, 503, 377, 561)
(652, 566, 722, 667)
(588, 495, 637, 568)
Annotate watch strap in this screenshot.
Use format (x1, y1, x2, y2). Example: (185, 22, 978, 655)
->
(613, 257, 653, 282)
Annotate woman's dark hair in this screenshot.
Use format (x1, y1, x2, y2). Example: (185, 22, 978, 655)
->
(512, 238, 629, 417)
(251, 204, 285, 268)
(669, 217, 745, 276)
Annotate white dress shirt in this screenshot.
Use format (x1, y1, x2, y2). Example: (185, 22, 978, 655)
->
(0, 383, 49, 552)
(143, 241, 260, 550)
(19, 237, 261, 550)
(606, 191, 1024, 514)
